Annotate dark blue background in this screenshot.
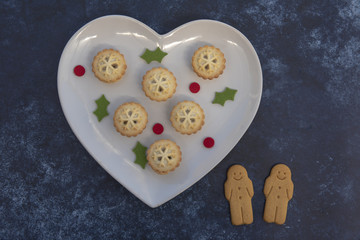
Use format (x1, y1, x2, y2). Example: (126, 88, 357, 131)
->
(1, 0, 360, 239)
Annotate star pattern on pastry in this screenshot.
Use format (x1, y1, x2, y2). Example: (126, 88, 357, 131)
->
(151, 144, 176, 168)
(175, 105, 200, 129)
(197, 48, 220, 74)
(148, 71, 171, 96)
(98, 52, 123, 76)
(118, 107, 142, 130)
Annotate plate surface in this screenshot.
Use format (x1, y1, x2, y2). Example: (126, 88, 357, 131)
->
(57, 15, 262, 207)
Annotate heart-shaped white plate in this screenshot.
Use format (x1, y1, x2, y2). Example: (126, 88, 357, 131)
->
(57, 15, 262, 208)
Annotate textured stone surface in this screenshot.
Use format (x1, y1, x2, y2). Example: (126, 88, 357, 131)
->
(1, 0, 360, 239)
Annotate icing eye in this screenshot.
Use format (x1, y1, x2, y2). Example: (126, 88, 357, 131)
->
(278, 171, 280, 174)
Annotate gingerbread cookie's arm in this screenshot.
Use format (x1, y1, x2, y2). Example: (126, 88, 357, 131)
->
(246, 179, 254, 198)
(286, 180, 294, 200)
(224, 181, 232, 201)
(263, 177, 273, 197)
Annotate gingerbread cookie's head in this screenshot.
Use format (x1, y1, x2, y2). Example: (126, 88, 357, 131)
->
(227, 165, 248, 181)
(271, 164, 292, 181)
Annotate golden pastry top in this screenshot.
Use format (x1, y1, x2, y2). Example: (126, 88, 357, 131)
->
(196, 47, 222, 74)
(174, 104, 201, 130)
(192, 45, 226, 80)
(149, 142, 177, 168)
(170, 101, 205, 135)
(97, 52, 124, 76)
(142, 67, 177, 101)
(113, 102, 148, 137)
(92, 49, 127, 83)
(147, 139, 182, 174)
(116, 106, 143, 130)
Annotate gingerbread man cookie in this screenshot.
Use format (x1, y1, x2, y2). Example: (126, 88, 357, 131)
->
(224, 165, 254, 225)
(263, 164, 294, 225)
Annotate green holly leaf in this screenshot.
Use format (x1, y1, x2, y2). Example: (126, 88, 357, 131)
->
(140, 47, 168, 64)
(93, 94, 110, 121)
(212, 87, 238, 106)
(132, 141, 148, 169)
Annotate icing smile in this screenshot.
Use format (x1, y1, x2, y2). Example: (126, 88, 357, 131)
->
(277, 175, 286, 180)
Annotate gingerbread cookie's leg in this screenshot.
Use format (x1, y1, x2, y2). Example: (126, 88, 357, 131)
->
(263, 200, 276, 223)
(275, 201, 288, 225)
(242, 201, 253, 224)
(230, 203, 243, 225)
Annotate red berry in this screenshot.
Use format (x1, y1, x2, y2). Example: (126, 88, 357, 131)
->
(203, 137, 215, 148)
(189, 82, 200, 93)
(153, 123, 164, 135)
(74, 65, 85, 76)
